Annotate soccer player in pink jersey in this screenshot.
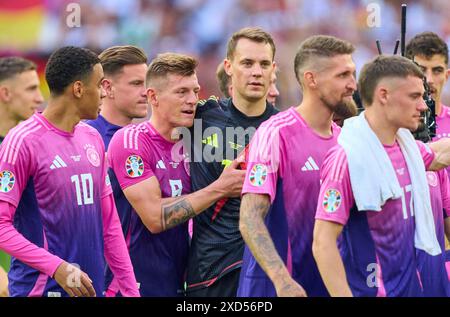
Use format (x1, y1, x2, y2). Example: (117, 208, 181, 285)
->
(406, 32, 450, 143)
(313, 55, 450, 297)
(0, 56, 44, 297)
(238, 35, 357, 297)
(0, 46, 139, 297)
(107, 53, 244, 296)
(406, 32, 450, 296)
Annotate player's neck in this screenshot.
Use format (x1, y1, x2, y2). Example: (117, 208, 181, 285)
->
(364, 108, 397, 146)
(0, 106, 20, 138)
(435, 100, 443, 116)
(149, 116, 178, 143)
(43, 99, 81, 133)
(231, 94, 266, 117)
(297, 97, 334, 137)
(100, 101, 132, 127)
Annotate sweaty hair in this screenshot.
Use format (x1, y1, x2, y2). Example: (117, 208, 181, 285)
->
(45, 46, 100, 96)
(358, 55, 424, 106)
(226, 27, 276, 61)
(0, 57, 37, 82)
(294, 35, 355, 84)
(216, 62, 231, 98)
(99, 45, 148, 76)
(405, 31, 448, 65)
(146, 53, 198, 88)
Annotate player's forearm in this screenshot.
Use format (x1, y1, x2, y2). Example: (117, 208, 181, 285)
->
(0, 207, 63, 278)
(0, 266, 8, 297)
(312, 235, 352, 297)
(101, 194, 139, 297)
(159, 185, 223, 232)
(239, 194, 291, 289)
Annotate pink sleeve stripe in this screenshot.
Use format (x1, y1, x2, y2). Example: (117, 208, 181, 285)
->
(28, 229, 50, 297)
(123, 126, 143, 150)
(33, 114, 53, 130)
(101, 194, 139, 297)
(375, 254, 386, 297)
(331, 148, 348, 182)
(1, 119, 39, 164)
(105, 227, 133, 297)
(0, 202, 63, 278)
(446, 261, 450, 282)
(251, 116, 296, 164)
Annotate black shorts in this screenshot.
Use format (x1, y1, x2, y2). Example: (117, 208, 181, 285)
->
(186, 269, 241, 297)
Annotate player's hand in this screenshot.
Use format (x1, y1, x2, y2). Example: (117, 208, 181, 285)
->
(0, 266, 8, 297)
(53, 262, 96, 297)
(217, 157, 246, 198)
(274, 276, 307, 297)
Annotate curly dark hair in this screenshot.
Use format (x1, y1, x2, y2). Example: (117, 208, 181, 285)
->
(405, 32, 448, 65)
(45, 46, 100, 96)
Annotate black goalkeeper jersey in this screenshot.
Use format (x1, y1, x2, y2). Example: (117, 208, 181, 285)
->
(186, 96, 278, 291)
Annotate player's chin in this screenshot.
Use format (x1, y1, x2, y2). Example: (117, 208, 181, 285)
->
(133, 109, 149, 119)
(178, 118, 195, 128)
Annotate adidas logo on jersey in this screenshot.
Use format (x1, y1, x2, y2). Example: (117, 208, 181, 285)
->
(202, 133, 218, 148)
(156, 160, 166, 169)
(301, 156, 319, 171)
(50, 155, 67, 169)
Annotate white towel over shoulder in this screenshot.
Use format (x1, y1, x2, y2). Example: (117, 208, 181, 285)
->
(338, 112, 441, 256)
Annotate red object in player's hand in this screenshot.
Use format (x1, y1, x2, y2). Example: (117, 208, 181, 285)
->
(211, 144, 249, 221)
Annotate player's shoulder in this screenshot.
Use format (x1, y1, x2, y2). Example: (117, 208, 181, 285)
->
(257, 107, 298, 132)
(109, 122, 151, 150)
(441, 104, 450, 117)
(196, 95, 225, 118)
(0, 115, 47, 164)
(324, 143, 348, 168)
(2, 115, 46, 148)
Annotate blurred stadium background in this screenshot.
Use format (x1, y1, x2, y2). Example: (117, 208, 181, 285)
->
(1, 0, 450, 111)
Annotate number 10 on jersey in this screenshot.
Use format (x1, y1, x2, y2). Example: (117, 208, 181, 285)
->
(71, 173, 94, 206)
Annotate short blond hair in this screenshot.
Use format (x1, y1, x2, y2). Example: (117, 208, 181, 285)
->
(146, 53, 198, 88)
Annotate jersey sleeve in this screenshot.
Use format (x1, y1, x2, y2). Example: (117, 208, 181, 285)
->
(241, 123, 282, 203)
(315, 145, 354, 226)
(416, 141, 435, 170)
(107, 127, 155, 190)
(0, 132, 34, 207)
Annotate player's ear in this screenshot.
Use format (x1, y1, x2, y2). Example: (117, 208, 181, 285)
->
(304, 71, 317, 89)
(102, 79, 114, 98)
(224, 59, 232, 77)
(446, 68, 450, 81)
(0, 85, 11, 103)
(72, 80, 83, 98)
(377, 86, 389, 106)
(146, 87, 158, 106)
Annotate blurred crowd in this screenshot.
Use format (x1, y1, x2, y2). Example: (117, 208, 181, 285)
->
(1, 0, 450, 109)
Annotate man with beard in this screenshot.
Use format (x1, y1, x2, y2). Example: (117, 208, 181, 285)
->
(238, 35, 356, 297)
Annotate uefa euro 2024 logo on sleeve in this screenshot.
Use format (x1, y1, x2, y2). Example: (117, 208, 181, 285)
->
(0, 170, 15, 193)
(249, 164, 268, 187)
(323, 189, 341, 213)
(126, 155, 144, 178)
